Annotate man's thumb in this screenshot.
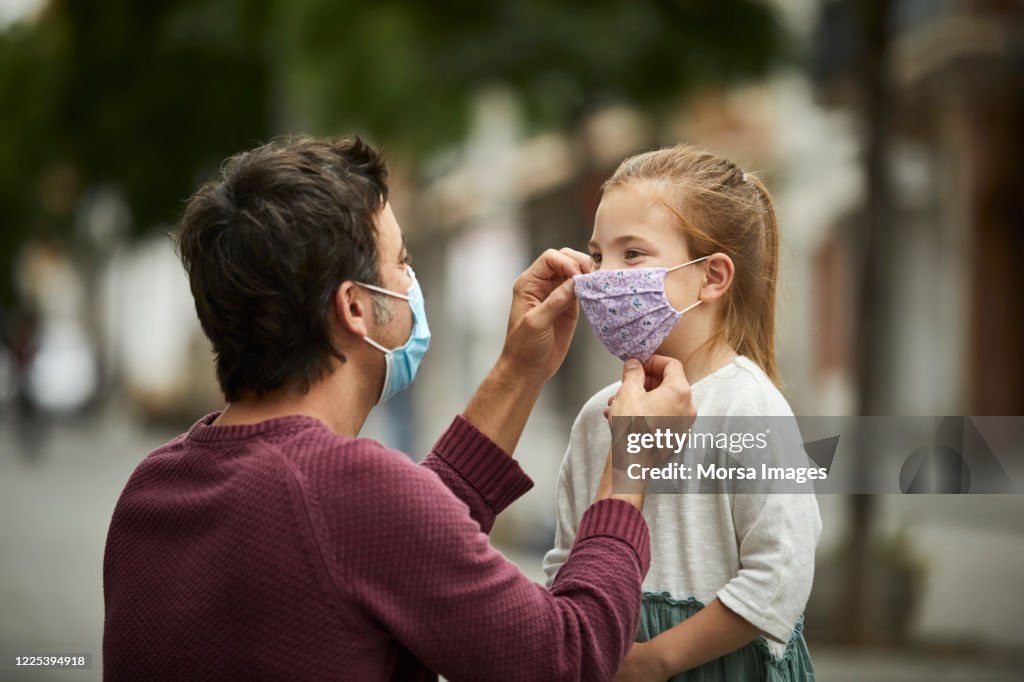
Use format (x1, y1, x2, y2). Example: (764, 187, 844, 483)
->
(621, 358, 645, 387)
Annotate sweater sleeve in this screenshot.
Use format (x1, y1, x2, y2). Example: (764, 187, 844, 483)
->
(716, 491, 822, 643)
(420, 415, 533, 534)
(335, 443, 651, 682)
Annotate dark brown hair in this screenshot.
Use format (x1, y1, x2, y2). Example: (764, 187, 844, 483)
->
(604, 144, 782, 386)
(174, 136, 389, 401)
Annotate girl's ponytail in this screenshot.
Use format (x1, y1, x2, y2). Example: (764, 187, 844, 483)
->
(741, 174, 781, 386)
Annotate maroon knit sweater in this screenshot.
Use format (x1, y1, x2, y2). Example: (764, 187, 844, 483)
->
(103, 413, 650, 681)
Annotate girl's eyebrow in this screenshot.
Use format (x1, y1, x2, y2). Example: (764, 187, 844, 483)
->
(588, 233, 654, 250)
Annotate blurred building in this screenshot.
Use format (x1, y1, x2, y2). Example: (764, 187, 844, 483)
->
(812, 0, 1024, 416)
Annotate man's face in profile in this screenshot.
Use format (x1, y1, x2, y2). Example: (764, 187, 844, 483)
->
(366, 202, 414, 348)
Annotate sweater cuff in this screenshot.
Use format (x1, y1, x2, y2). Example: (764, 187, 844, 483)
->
(573, 499, 651, 575)
(431, 414, 534, 513)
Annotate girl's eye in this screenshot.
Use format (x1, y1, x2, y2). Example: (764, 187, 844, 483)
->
(624, 249, 646, 260)
(590, 253, 602, 264)
(402, 252, 413, 266)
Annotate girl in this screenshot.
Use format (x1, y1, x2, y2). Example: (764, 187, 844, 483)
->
(544, 145, 820, 681)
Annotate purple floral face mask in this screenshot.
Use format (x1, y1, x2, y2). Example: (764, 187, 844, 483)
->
(573, 256, 708, 363)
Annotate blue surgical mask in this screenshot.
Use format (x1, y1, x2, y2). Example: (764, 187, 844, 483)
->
(356, 267, 431, 403)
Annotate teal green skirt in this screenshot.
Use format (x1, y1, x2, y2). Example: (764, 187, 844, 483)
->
(636, 592, 815, 682)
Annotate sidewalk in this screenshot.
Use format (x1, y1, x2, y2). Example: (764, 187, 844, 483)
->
(811, 646, 1022, 681)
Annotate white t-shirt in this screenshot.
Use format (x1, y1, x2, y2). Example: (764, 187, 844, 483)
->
(542, 356, 821, 653)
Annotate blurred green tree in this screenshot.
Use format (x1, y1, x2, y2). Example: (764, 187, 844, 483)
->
(278, 0, 787, 151)
(0, 0, 786, 305)
(0, 0, 273, 304)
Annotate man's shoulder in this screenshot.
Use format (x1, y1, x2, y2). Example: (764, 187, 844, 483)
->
(281, 427, 426, 491)
(132, 418, 425, 497)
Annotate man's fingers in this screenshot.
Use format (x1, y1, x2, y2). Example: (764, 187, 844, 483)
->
(642, 354, 671, 378)
(645, 355, 692, 402)
(531, 248, 585, 282)
(621, 358, 645, 388)
(558, 247, 593, 274)
(643, 354, 686, 382)
(524, 277, 577, 329)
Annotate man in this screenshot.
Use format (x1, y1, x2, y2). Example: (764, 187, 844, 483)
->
(103, 137, 695, 681)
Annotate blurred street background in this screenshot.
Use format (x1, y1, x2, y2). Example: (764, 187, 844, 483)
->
(2, 0, 1023, 679)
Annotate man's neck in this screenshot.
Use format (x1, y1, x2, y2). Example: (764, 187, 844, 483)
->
(213, 370, 378, 437)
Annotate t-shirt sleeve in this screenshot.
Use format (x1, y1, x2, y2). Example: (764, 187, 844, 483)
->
(717, 491, 821, 643)
(335, 446, 651, 681)
(711, 381, 823, 643)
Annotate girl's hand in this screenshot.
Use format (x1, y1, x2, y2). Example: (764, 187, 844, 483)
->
(613, 641, 667, 682)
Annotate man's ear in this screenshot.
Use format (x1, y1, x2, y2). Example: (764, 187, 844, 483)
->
(700, 253, 735, 303)
(334, 282, 371, 339)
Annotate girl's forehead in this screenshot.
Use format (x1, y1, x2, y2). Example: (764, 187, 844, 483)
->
(594, 186, 685, 244)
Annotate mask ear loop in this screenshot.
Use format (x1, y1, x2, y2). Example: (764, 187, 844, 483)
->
(357, 290, 397, 402)
(665, 255, 709, 315)
(355, 281, 411, 301)
(665, 255, 709, 272)
(354, 283, 405, 352)
(363, 335, 393, 353)
(677, 300, 702, 315)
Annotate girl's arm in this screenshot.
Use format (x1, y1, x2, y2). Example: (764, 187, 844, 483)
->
(616, 600, 761, 680)
(618, 486, 821, 679)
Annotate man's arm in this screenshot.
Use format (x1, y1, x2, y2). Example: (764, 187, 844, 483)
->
(339, 445, 650, 682)
(463, 355, 544, 457)
(421, 414, 533, 534)
(425, 356, 686, 533)
(463, 248, 591, 455)
(415, 248, 589, 531)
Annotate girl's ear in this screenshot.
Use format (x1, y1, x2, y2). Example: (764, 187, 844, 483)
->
(700, 253, 735, 302)
(333, 282, 371, 339)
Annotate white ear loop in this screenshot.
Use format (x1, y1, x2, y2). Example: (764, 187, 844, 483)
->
(665, 255, 710, 272)
(355, 281, 407, 354)
(355, 281, 410, 301)
(665, 255, 708, 314)
(678, 300, 702, 315)
(362, 336, 393, 353)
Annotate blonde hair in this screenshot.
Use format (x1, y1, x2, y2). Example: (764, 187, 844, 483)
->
(603, 144, 782, 386)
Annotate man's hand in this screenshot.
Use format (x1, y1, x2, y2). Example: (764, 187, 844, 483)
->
(596, 356, 698, 510)
(499, 248, 591, 383)
(464, 248, 590, 457)
(608, 355, 697, 421)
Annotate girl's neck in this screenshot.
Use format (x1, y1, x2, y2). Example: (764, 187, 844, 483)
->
(678, 341, 738, 385)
